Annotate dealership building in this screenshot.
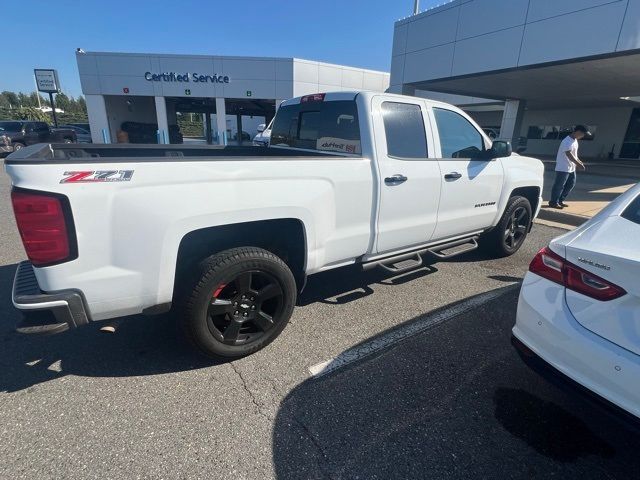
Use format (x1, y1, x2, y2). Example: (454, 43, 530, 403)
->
(391, 0, 640, 160)
(77, 51, 389, 144)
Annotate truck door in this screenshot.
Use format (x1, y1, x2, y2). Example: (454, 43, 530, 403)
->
(23, 123, 39, 145)
(34, 122, 51, 142)
(373, 96, 442, 254)
(429, 107, 504, 241)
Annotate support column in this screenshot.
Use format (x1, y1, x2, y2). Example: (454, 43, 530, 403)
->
(85, 94, 110, 143)
(155, 96, 169, 144)
(236, 114, 243, 145)
(499, 99, 526, 147)
(215, 97, 226, 145)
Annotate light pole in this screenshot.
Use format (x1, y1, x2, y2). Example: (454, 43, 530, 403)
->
(414, 0, 419, 14)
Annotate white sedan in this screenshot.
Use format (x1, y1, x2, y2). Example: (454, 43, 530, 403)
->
(513, 182, 640, 419)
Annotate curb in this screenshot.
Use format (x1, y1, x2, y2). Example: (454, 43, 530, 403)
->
(537, 208, 588, 227)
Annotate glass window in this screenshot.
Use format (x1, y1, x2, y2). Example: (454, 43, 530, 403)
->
(34, 122, 49, 132)
(434, 108, 484, 158)
(0, 121, 24, 132)
(381, 102, 427, 159)
(527, 125, 596, 141)
(271, 100, 361, 154)
(622, 194, 640, 225)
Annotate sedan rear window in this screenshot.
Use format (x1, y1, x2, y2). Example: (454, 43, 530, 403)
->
(271, 100, 361, 154)
(621, 195, 640, 225)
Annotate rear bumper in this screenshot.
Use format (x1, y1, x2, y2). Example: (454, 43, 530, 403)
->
(511, 334, 640, 429)
(513, 272, 640, 420)
(12, 261, 89, 334)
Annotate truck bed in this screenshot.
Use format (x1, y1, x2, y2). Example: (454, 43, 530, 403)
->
(5, 143, 355, 164)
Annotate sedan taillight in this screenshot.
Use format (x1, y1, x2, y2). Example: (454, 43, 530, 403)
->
(11, 189, 77, 267)
(529, 246, 626, 301)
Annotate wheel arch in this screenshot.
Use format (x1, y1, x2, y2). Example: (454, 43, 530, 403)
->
(510, 186, 540, 229)
(173, 218, 308, 299)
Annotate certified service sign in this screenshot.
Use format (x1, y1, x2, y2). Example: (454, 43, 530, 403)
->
(34, 69, 60, 93)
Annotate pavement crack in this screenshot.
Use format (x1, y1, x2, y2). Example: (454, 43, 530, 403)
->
(292, 415, 336, 479)
(229, 361, 273, 422)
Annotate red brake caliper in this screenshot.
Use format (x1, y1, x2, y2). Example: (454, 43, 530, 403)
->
(213, 283, 227, 299)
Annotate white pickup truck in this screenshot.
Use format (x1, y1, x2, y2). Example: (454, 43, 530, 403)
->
(7, 91, 543, 359)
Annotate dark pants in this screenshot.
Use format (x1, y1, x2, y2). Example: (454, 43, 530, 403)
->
(550, 171, 577, 205)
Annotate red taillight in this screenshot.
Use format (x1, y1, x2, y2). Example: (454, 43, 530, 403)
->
(11, 190, 75, 266)
(300, 93, 325, 103)
(529, 246, 626, 301)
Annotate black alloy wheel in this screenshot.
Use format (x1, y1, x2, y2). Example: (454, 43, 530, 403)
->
(504, 205, 530, 251)
(207, 270, 284, 346)
(181, 247, 296, 359)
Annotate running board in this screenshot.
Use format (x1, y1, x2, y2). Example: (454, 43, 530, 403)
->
(428, 236, 479, 259)
(362, 236, 480, 273)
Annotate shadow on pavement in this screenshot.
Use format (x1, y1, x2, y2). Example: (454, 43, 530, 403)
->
(272, 288, 638, 479)
(299, 262, 438, 306)
(494, 388, 615, 462)
(0, 259, 440, 392)
(0, 263, 216, 392)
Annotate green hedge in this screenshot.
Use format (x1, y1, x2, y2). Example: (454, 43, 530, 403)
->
(177, 119, 204, 137)
(0, 107, 88, 125)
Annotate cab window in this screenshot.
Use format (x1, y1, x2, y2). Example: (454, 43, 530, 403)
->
(433, 108, 484, 158)
(381, 102, 428, 159)
(271, 100, 361, 154)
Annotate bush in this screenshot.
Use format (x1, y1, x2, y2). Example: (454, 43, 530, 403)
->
(0, 107, 49, 122)
(177, 119, 204, 137)
(0, 107, 88, 125)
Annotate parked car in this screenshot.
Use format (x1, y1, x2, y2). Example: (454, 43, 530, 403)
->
(58, 124, 92, 143)
(7, 91, 543, 359)
(68, 122, 91, 132)
(253, 119, 273, 147)
(513, 181, 640, 420)
(0, 121, 76, 151)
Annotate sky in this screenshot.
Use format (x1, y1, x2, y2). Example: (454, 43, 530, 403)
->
(2, 0, 443, 99)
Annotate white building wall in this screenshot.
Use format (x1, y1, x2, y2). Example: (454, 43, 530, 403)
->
(292, 59, 390, 97)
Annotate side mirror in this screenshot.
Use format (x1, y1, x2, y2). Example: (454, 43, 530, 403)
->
(257, 124, 265, 133)
(488, 140, 512, 158)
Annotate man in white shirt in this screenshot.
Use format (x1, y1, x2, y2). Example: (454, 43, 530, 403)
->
(549, 125, 589, 209)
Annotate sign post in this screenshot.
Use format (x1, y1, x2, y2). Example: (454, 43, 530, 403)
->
(34, 69, 60, 127)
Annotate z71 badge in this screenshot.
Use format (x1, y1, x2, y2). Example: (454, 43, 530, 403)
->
(60, 170, 134, 183)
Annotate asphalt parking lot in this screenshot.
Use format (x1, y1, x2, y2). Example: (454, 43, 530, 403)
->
(1, 162, 638, 479)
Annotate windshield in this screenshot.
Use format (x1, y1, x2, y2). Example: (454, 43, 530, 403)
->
(0, 121, 23, 132)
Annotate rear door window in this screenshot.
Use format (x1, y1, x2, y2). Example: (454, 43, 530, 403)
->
(271, 100, 361, 154)
(381, 102, 428, 159)
(433, 108, 484, 158)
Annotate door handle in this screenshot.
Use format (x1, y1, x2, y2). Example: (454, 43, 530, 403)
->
(444, 172, 462, 180)
(384, 174, 408, 185)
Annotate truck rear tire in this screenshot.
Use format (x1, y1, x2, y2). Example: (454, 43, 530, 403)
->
(180, 247, 296, 360)
(480, 196, 532, 258)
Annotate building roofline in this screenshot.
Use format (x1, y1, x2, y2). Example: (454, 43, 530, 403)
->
(76, 50, 388, 76)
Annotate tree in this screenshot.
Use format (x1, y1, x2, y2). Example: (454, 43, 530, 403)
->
(17, 92, 31, 107)
(1, 91, 19, 108)
(76, 95, 87, 114)
(54, 92, 70, 112)
(28, 91, 44, 108)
